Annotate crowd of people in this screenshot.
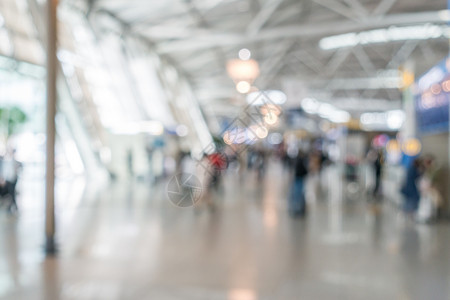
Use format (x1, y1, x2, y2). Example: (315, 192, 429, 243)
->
(2, 136, 446, 224)
(175, 140, 447, 225)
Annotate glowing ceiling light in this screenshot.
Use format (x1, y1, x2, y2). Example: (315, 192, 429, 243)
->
(255, 126, 268, 139)
(260, 104, 282, 116)
(268, 133, 283, 145)
(236, 81, 251, 93)
(329, 110, 351, 123)
(319, 24, 447, 50)
(228, 289, 256, 300)
(238, 48, 251, 60)
(360, 112, 384, 125)
(386, 140, 400, 154)
(317, 103, 336, 118)
(360, 110, 405, 131)
(175, 124, 189, 137)
(386, 110, 405, 129)
(319, 33, 358, 50)
(264, 112, 278, 125)
(301, 97, 319, 114)
(227, 59, 260, 83)
(223, 131, 233, 145)
(402, 138, 422, 156)
(442, 80, 450, 92)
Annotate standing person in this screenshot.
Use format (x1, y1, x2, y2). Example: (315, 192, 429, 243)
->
(289, 151, 308, 218)
(255, 148, 266, 182)
(417, 155, 443, 222)
(308, 151, 322, 202)
(207, 151, 227, 189)
(197, 151, 227, 209)
(373, 149, 383, 199)
(401, 158, 423, 217)
(0, 151, 21, 214)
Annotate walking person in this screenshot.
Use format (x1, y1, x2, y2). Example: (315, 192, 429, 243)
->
(401, 158, 423, 218)
(373, 149, 383, 199)
(0, 151, 21, 214)
(417, 155, 443, 223)
(308, 150, 322, 202)
(289, 151, 308, 218)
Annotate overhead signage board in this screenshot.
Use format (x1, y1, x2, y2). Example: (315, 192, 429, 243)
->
(415, 57, 450, 135)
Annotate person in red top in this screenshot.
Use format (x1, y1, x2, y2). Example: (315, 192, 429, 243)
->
(206, 152, 228, 189)
(208, 152, 228, 170)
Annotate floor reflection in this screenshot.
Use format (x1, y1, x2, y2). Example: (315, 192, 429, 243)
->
(0, 162, 450, 299)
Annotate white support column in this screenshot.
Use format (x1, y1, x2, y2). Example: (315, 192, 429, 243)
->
(45, 0, 58, 255)
(400, 61, 416, 139)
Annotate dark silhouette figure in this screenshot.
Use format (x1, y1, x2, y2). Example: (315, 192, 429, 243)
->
(289, 151, 308, 218)
(401, 158, 422, 214)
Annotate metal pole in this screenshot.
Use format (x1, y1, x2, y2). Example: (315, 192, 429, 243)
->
(45, 0, 58, 255)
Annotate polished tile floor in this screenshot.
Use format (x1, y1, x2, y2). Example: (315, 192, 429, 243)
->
(1, 162, 450, 300)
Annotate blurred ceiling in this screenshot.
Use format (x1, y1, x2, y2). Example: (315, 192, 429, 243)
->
(0, 0, 449, 118)
(69, 0, 448, 115)
(0, 0, 44, 67)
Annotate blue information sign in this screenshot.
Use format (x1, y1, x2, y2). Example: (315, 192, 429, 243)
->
(415, 57, 450, 135)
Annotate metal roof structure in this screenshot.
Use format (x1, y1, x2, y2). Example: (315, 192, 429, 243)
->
(0, 0, 449, 125)
(73, 0, 449, 114)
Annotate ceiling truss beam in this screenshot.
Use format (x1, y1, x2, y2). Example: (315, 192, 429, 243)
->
(154, 11, 446, 53)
